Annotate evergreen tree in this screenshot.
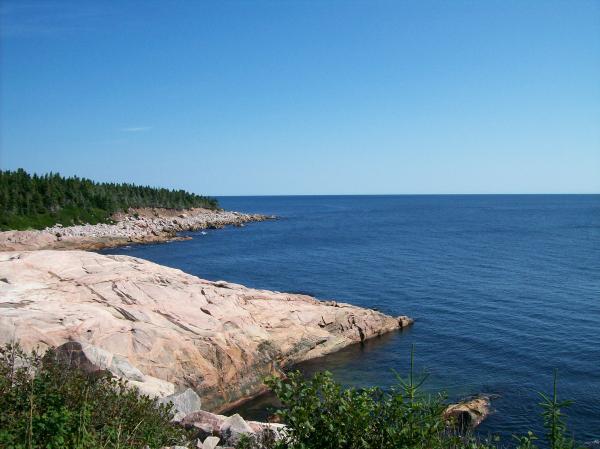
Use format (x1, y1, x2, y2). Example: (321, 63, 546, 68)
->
(0, 169, 219, 230)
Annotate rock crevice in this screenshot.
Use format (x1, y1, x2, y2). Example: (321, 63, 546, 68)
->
(0, 250, 413, 412)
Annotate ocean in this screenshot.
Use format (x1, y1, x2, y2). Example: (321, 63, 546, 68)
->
(100, 195, 600, 440)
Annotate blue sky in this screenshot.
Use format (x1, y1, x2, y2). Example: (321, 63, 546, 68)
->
(1, 1, 599, 195)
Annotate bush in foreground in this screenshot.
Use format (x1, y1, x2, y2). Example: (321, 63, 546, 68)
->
(254, 351, 580, 449)
(0, 343, 581, 449)
(0, 344, 189, 449)
(259, 366, 476, 449)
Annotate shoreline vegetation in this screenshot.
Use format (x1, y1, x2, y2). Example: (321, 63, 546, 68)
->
(1, 343, 583, 449)
(0, 169, 219, 230)
(0, 170, 590, 448)
(0, 169, 274, 251)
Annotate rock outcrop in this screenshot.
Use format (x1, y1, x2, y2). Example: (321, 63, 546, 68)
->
(0, 250, 412, 411)
(0, 208, 273, 252)
(444, 395, 491, 430)
(181, 410, 285, 447)
(158, 388, 204, 422)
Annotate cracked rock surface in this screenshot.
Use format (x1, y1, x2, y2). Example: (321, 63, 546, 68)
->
(0, 250, 412, 411)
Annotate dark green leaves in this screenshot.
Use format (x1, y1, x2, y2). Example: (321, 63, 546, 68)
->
(0, 169, 219, 230)
(0, 344, 189, 449)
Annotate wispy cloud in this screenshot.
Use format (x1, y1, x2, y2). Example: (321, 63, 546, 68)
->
(91, 138, 128, 146)
(121, 126, 151, 133)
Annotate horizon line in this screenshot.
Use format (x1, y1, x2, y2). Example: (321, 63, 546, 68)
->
(214, 192, 600, 197)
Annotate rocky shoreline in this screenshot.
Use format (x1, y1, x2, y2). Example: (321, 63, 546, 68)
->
(0, 215, 501, 449)
(0, 207, 274, 251)
(0, 250, 413, 412)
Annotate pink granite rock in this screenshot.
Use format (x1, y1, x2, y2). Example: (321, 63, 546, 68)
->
(0, 250, 412, 411)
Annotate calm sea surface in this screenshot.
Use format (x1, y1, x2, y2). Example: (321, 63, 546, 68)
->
(101, 195, 600, 440)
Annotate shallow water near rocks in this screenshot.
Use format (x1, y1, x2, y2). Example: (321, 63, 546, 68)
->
(101, 195, 600, 440)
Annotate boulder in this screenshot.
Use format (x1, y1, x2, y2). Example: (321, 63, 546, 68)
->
(54, 341, 112, 373)
(444, 396, 491, 430)
(201, 436, 220, 449)
(247, 421, 287, 443)
(181, 409, 284, 446)
(398, 315, 414, 328)
(111, 354, 146, 381)
(158, 388, 203, 422)
(219, 414, 255, 445)
(129, 375, 175, 398)
(181, 410, 227, 440)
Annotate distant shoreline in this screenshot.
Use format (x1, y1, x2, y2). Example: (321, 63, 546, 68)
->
(215, 193, 600, 197)
(0, 207, 274, 252)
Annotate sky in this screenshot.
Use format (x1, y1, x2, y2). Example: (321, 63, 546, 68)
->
(1, 1, 599, 195)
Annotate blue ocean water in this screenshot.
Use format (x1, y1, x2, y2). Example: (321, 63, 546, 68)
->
(101, 195, 600, 440)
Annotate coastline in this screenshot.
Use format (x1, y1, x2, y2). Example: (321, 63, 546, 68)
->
(0, 204, 514, 440)
(0, 247, 413, 413)
(0, 207, 274, 252)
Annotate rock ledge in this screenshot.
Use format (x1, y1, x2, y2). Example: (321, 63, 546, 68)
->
(0, 250, 413, 411)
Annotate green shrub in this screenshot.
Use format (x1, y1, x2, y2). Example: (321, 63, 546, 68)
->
(257, 350, 581, 449)
(0, 342, 581, 449)
(0, 344, 189, 449)
(263, 360, 470, 449)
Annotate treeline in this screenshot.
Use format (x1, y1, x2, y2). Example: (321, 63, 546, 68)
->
(0, 169, 219, 230)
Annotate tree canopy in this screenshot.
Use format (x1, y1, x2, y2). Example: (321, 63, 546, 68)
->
(0, 169, 218, 230)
